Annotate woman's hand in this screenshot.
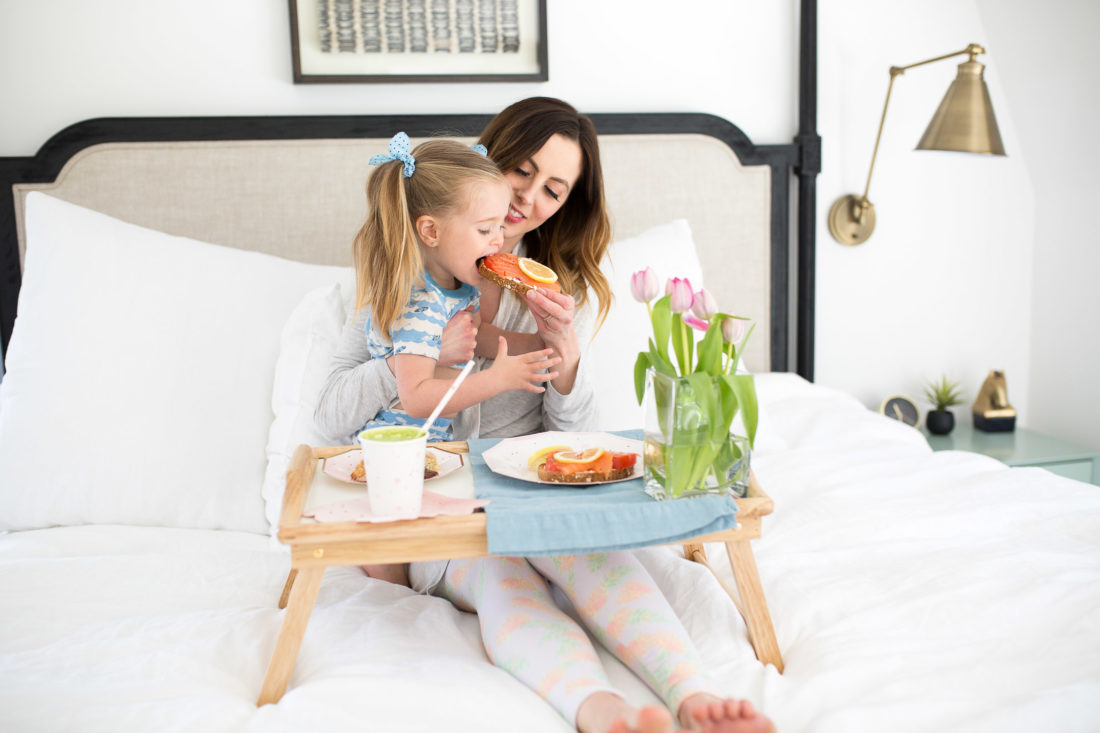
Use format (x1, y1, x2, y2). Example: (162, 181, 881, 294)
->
(525, 288, 582, 394)
(525, 288, 576, 349)
(437, 305, 480, 367)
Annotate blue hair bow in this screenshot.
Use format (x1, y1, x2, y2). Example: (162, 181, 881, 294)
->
(470, 144, 488, 156)
(370, 132, 416, 178)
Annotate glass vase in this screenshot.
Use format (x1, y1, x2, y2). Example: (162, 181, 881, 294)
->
(642, 368, 751, 500)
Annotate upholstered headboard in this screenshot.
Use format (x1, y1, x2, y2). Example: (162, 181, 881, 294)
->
(0, 113, 815, 376)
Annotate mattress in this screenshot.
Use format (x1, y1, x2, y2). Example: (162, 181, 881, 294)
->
(2, 374, 1098, 732)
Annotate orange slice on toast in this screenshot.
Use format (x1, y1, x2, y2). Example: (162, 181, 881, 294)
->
(518, 257, 558, 284)
(528, 444, 571, 469)
(552, 448, 605, 464)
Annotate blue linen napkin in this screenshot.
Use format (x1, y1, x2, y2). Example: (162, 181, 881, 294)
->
(468, 430, 738, 556)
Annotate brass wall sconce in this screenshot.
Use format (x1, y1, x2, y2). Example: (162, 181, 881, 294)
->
(828, 43, 1006, 245)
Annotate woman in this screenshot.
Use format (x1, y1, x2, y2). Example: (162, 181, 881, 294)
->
(314, 96, 606, 444)
(315, 98, 774, 733)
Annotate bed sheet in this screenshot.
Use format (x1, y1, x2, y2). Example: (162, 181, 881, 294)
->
(745, 374, 1100, 732)
(1, 374, 1098, 732)
(0, 525, 740, 732)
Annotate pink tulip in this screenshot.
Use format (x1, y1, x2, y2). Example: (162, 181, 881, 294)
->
(665, 277, 694, 313)
(721, 316, 747, 344)
(630, 267, 660, 303)
(683, 315, 710, 331)
(691, 288, 718, 321)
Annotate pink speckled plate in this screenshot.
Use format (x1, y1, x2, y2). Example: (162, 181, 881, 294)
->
(322, 446, 463, 485)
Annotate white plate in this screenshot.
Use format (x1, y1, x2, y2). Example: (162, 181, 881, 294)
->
(323, 446, 464, 486)
(481, 431, 642, 485)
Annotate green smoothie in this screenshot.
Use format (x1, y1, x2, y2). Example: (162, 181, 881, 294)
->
(360, 426, 427, 442)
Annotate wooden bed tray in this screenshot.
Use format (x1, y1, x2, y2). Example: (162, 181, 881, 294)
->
(258, 443, 783, 706)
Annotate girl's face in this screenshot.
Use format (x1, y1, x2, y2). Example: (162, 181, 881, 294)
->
(420, 179, 510, 289)
(501, 133, 584, 251)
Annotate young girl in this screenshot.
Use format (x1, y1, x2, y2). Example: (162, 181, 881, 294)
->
(355, 133, 561, 441)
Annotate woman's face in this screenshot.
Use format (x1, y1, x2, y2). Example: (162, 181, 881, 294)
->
(501, 133, 583, 250)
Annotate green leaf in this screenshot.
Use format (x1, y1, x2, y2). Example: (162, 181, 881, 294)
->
(730, 321, 756, 373)
(669, 314, 696, 375)
(724, 374, 758, 447)
(682, 374, 722, 443)
(695, 313, 726, 376)
(684, 442, 719, 493)
(648, 344, 676, 377)
(670, 313, 684, 374)
(923, 375, 966, 409)
(668, 443, 698, 495)
(651, 296, 672, 363)
(718, 376, 739, 438)
(633, 352, 651, 404)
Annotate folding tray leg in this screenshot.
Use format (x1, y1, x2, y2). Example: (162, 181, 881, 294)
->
(724, 540, 783, 673)
(278, 569, 298, 610)
(257, 566, 325, 705)
(684, 541, 784, 673)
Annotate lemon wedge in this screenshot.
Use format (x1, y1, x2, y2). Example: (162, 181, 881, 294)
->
(518, 257, 558, 284)
(528, 445, 571, 469)
(552, 447, 605, 464)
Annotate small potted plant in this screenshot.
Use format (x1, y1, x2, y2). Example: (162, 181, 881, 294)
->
(923, 375, 966, 435)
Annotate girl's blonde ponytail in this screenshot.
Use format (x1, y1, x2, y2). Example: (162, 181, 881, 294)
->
(354, 161, 422, 339)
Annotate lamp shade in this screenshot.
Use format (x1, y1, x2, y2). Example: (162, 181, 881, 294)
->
(916, 60, 1006, 155)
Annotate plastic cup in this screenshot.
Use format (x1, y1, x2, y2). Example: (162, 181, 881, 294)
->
(357, 426, 428, 520)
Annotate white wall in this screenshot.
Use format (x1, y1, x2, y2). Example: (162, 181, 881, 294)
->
(817, 0, 1036, 429)
(976, 0, 1100, 450)
(0, 0, 797, 154)
(2, 0, 1096, 449)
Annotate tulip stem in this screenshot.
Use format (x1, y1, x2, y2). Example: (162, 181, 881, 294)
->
(679, 321, 690, 375)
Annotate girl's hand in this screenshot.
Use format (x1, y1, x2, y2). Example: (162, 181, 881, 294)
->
(437, 306, 480, 367)
(526, 288, 576, 350)
(486, 336, 561, 393)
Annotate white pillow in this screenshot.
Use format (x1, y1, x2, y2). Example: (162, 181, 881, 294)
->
(0, 193, 351, 534)
(262, 280, 353, 533)
(587, 220, 704, 431)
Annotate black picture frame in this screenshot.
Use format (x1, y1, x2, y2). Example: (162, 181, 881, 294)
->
(288, 0, 548, 83)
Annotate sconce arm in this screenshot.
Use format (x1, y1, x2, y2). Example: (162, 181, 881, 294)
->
(893, 43, 984, 75)
(829, 43, 990, 245)
(858, 43, 986, 213)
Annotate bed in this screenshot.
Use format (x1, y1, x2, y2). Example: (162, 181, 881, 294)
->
(2, 106, 1100, 733)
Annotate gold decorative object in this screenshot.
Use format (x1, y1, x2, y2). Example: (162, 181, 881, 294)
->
(973, 369, 1016, 432)
(828, 43, 1006, 246)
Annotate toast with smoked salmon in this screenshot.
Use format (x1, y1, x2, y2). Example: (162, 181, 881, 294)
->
(478, 253, 562, 295)
(533, 447, 638, 484)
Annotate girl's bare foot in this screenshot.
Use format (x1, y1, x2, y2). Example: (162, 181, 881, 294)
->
(577, 691, 683, 733)
(677, 694, 775, 733)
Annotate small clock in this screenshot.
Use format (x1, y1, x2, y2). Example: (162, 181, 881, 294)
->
(879, 395, 920, 428)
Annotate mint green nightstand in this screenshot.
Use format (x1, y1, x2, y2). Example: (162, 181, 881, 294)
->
(924, 424, 1100, 485)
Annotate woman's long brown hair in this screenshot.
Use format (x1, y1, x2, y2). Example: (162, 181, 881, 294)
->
(478, 97, 613, 329)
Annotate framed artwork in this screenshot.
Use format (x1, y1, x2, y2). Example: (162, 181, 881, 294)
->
(288, 0, 548, 83)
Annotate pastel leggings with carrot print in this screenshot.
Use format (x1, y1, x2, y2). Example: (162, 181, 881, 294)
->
(437, 552, 717, 725)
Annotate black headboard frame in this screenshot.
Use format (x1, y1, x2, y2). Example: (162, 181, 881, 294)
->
(0, 1, 819, 379)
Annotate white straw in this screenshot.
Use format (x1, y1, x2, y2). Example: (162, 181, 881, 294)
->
(420, 360, 475, 438)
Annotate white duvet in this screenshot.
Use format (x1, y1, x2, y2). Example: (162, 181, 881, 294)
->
(2, 374, 1098, 732)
